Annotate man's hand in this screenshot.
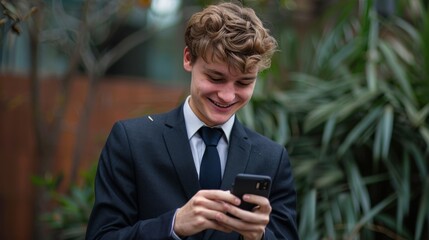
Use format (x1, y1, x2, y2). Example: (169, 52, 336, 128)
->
(173, 190, 241, 237)
(174, 190, 271, 240)
(219, 194, 272, 240)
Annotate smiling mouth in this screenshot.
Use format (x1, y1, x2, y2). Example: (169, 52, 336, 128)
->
(209, 98, 234, 108)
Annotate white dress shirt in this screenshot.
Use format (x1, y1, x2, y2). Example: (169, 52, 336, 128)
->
(183, 96, 234, 178)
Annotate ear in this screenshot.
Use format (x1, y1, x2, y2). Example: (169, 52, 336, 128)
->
(183, 46, 193, 72)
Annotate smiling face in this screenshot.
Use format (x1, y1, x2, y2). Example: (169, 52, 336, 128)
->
(183, 47, 257, 127)
(182, 2, 277, 126)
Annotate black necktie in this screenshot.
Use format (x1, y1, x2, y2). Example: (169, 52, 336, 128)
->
(199, 126, 223, 189)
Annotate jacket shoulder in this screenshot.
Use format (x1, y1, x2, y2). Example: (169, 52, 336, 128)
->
(117, 105, 182, 131)
(244, 127, 283, 148)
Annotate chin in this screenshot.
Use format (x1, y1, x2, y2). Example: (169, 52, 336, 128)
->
(209, 116, 232, 126)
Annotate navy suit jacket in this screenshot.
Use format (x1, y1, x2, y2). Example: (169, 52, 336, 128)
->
(86, 104, 299, 240)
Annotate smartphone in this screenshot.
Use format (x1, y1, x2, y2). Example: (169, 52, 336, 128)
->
(231, 173, 272, 211)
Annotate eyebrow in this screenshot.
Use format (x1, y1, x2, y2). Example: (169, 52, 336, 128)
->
(205, 68, 257, 81)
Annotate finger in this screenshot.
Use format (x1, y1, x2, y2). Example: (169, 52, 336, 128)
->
(242, 194, 271, 213)
(195, 211, 236, 234)
(199, 190, 241, 206)
(192, 191, 232, 209)
(216, 211, 260, 233)
(218, 212, 267, 239)
(225, 205, 255, 222)
(224, 204, 270, 226)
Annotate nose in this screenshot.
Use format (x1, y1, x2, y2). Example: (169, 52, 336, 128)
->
(217, 83, 235, 103)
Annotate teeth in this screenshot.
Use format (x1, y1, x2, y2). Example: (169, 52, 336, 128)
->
(211, 99, 232, 108)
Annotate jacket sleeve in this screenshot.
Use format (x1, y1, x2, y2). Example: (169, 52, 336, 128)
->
(85, 121, 175, 240)
(264, 148, 299, 240)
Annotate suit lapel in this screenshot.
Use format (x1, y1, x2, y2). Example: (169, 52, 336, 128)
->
(221, 120, 251, 191)
(163, 106, 200, 199)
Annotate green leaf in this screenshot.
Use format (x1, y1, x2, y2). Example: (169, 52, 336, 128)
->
(274, 108, 289, 145)
(304, 90, 376, 132)
(239, 102, 255, 130)
(379, 41, 416, 103)
(352, 194, 397, 237)
(405, 142, 428, 178)
(340, 193, 358, 233)
(321, 115, 336, 155)
(60, 225, 87, 240)
(414, 177, 429, 240)
(346, 159, 371, 212)
(366, 7, 380, 93)
(315, 169, 343, 189)
(299, 189, 318, 238)
(418, 126, 429, 150)
(324, 211, 336, 239)
(380, 105, 394, 159)
(338, 107, 382, 157)
(394, 155, 411, 232)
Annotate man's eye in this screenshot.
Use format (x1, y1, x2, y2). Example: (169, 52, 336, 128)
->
(237, 81, 252, 86)
(208, 76, 222, 81)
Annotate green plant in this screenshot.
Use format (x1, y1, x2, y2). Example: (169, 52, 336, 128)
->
(32, 165, 96, 240)
(239, 0, 429, 239)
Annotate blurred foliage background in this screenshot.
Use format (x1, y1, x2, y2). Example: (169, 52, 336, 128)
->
(1, 0, 428, 239)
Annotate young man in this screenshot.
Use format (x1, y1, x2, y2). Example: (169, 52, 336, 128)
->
(86, 2, 298, 240)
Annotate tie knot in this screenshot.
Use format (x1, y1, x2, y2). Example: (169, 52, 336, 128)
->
(199, 126, 223, 146)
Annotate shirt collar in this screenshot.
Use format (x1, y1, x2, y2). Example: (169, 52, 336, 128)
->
(183, 95, 234, 142)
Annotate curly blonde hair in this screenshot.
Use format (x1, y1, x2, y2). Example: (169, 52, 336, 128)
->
(184, 2, 278, 73)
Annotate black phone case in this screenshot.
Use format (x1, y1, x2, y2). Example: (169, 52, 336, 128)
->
(231, 173, 272, 211)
